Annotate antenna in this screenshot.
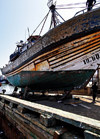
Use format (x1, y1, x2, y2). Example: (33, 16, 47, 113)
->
(27, 27, 30, 37)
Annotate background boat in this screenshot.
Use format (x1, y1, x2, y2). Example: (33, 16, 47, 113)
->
(0, 75, 8, 84)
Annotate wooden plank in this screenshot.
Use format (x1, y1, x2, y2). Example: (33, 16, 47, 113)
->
(5, 113, 39, 139)
(17, 105, 27, 113)
(0, 109, 35, 139)
(13, 109, 56, 136)
(40, 114, 56, 127)
(61, 132, 83, 139)
(4, 106, 53, 139)
(84, 130, 100, 139)
(1, 95, 100, 135)
(53, 128, 68, 139)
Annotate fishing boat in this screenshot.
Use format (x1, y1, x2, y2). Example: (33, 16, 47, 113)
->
(1, 1, 100, 94)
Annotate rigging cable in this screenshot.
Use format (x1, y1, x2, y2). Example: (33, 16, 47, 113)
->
(57, 2, 86, 7)
(22, 10, 50, 44)
(56, 2, 86, 10)
(56, 1, 100, 7)
(29, 1, 100, 40)
(56, 7, 86, 9)
(56, 1, 100, 9)
(31, 10, 50, 36)
(39, 10, 50, 36)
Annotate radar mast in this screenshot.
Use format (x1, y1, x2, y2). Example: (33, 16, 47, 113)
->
(47, 0, 65, 29)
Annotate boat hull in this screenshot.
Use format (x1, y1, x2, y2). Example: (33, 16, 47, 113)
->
(0, 79, 8, 84)
(7, 70, 95, 91)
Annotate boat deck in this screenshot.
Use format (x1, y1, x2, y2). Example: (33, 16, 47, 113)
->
(0, 94, 100, 139)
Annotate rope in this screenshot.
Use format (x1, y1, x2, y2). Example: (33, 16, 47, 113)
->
(56, 7, 86, 10)
(39, 10, 50, 36)
(74, 2, 100, 16)
(23, 10, 50, 44)
(57, 1, 100, 7)
(24, 1, 100, 43)
(56, 1, 100, 9)
(57, 2, 86, 8)
(31, 10, 50, 36)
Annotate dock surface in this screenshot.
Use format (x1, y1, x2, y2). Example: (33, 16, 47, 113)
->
(0, 94, 100, 139)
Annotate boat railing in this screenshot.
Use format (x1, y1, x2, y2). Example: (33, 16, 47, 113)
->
(74, 2, 100, 17)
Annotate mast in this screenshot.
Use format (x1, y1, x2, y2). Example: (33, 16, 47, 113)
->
(48, 0, 56, 28)
(47, 0, 65, 29)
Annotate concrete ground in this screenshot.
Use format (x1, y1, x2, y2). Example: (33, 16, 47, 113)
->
(34, 94, 100, 121)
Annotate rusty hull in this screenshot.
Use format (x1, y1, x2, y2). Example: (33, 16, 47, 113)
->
(6, 70, 95, 90)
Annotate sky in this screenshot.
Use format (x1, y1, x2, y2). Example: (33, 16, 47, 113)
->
(0, 0, 99, 70)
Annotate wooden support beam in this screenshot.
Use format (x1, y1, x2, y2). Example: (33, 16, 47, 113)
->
(9, 102, 13, 108)
(40, 114, 56, 127)
(4, 107, 53, 139)
(17, 105, 27, 114)
(84, 130, 100, 139)
(14, 111, 56, 136)
(1, 95, 100, 136)
(5, 113, 39, 139)
(53, 128, 68, 139)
